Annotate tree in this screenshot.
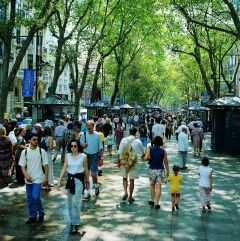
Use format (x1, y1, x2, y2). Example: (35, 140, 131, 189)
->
(47, 0, 92, 96)
(0, 0, 59, 121)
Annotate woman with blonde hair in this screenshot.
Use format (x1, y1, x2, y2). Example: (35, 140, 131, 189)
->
(102, 117, 113, 138)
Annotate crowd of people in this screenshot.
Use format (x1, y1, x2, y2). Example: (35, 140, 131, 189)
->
(0, 112, 212, 234)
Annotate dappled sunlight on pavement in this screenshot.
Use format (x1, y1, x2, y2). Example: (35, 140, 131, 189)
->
(0, 133, 239, 240)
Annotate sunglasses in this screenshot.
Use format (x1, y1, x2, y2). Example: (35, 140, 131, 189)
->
(71, 145, 77, 148)
(32, 139, 38, 142)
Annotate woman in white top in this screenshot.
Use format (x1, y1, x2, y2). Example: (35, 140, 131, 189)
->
(57, 139, 89, 234)
(199, 157, 213, 213)
(41, 127, 54, 189)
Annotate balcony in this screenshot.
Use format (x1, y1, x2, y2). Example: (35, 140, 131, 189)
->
(16, 69, 24, 78)
(14, 96, 22, 103)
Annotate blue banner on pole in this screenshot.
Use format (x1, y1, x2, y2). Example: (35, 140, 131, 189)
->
(22, 69, 35, 97)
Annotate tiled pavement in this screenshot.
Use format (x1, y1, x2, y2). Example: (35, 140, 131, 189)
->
(0, 133, 239, 241)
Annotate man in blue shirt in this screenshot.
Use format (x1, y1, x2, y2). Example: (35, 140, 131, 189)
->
(80, 120, 103, 199)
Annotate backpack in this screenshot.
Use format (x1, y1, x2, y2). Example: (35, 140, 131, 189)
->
(119, 139, 137, 168)
(39, 137, 48, 151)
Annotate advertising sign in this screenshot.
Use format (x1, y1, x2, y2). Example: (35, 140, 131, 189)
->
(22, 69, 35, 97)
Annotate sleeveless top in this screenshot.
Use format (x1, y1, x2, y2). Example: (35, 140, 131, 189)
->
(67, 153, 85, 174)
(148, 146, 165, 170)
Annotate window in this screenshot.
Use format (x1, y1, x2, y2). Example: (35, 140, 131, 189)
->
(16, 26, 21, 44)
(36, 34, 42, 46)
(0, 3, 6, 21)
(14, 87, 20, 102)
(58, 84, 62, 92)
(28, 54, 33, 69)
(0, 42, 3, 57)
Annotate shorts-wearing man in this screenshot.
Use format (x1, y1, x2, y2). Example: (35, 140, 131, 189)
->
(80, 121, 103, 199)
(118, 127, 144, 202)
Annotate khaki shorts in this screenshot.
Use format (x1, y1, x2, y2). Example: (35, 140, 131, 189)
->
(120, 162, 139, 179)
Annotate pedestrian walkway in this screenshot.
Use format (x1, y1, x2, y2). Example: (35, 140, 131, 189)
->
(0, 134, 239, 240)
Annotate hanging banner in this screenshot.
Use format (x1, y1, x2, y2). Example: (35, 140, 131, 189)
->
(22, 69, 35, 97)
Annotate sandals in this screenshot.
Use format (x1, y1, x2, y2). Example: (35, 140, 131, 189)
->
(70, 225, 78, 234)
(128, 197, 135, 203)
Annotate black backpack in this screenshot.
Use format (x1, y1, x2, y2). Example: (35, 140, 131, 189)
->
(39, 138, 48, 151)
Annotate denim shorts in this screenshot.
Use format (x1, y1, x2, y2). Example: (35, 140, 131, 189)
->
(87, 153, 99, 173)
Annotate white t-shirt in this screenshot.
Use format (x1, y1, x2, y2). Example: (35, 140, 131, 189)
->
(113, 117, 119, 123)
(152, 123, 165, 138)
(19, 147, 48, 184)
(67, 153, 85, 174)
(134, 115, 139, 122)
(178, 132, 188, 151)
(8, 131, 17, 145)
(199, 165, 212, 187)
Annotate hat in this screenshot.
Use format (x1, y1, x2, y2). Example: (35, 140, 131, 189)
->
(34, 123, 42, 128)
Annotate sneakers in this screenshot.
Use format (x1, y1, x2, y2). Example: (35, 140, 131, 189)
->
(155, 205, 160, 209)
(122, 193, 128, 200)
(38, 215, 44, 224)
(85, 193, 91, 200)
(148, 201, 154, 206)
(207, 204, 211, 212)
(25, 217, 37, 224)
(95, 187, 100, 196)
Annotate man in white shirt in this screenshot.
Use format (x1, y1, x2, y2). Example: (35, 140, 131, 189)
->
(53, 120, 67, 162)
(118, 127, 144, 202)
(113, 115, 119, 129)
(152, 118, 165, 139)
(178, 128, 188, 169)
(19, 133, 48, 224)
(175, 122, 190, 140)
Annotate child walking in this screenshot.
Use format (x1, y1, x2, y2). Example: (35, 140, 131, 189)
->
(106, 131, 114, 156)
(199, 157, 213, 213)
(168, 164, 183, 211)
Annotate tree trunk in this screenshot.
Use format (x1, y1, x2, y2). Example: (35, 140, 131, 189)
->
(48, 38, 65, 95)
(77, 47, 94, 100)
(111, 64, 121, 105)
(74, 91, 81, 116)
(90, 59, 102, 103)
(193, 46, 215, 100)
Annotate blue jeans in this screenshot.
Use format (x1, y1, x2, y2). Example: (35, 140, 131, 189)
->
(178, 151, 188, 168)
(67, 179, 83, 225)
(26, 183, 44, 218)
(140, 137, 148, 147)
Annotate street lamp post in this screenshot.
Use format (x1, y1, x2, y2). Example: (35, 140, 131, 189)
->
(69, 83, 74, 102)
